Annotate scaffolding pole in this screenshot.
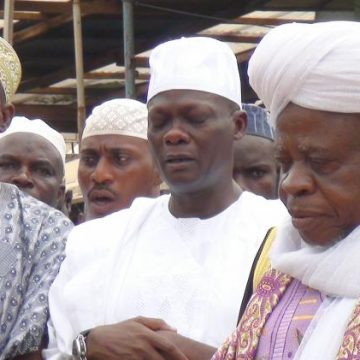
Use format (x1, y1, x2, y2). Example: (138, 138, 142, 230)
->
(73, 0, 86, 139)
(3, 0, 15, 45)
(123, 0, 136, 98)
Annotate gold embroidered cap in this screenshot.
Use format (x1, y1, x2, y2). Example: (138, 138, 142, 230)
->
(0, 37, 21, 102)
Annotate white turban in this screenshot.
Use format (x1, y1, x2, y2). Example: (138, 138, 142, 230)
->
(82, 98, 148, 141)
(147, 37, 242, 108)
(0, 116, 66, 168)
(248, 21, 360, 124)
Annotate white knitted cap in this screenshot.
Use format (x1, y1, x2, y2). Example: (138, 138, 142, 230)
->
(147, 37, 242, 108)
(82, 98, 148, 141)
(0, 116, 66, 168)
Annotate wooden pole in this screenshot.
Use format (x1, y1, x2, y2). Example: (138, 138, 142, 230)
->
(123, 0, 136, 98)
(3, 0, 15, 45)
(72, 0, 86, 139)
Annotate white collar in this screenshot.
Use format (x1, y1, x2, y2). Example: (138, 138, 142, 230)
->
(271, 218, 360, 298)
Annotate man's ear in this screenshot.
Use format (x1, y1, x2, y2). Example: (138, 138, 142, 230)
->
(233, 110, 247, 141)
(149, 164, 162, 197)
(0, 103, 15, 132)
(153, 167, 162, 187)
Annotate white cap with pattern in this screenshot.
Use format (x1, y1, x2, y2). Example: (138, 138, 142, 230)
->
(0, 37, 22, 102)
(0, 116, 66, 168)
(147, 37, 242, 108)
(82, 98, 148, 141)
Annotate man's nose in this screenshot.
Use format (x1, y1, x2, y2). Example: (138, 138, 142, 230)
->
(280, 162, 315, 197)
(163, 121, 190, 145)
(89, 158, 114, 184)
(11, 168, 34, 189)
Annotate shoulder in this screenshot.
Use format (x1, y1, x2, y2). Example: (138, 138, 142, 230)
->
(0, 183, 73, 245)
(66, 196, 162, 261)
(239, 191, 288, 223)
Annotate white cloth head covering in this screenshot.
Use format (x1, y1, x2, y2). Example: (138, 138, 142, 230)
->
(0, 116, 66, 168)
(0, 37, 22, 102)
(248, 21, 360, 125)
(82, 98, 148, 141)
(147, 37, 242, 108)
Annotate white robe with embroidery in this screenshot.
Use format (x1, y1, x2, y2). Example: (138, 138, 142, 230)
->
(44, 192, 287, 359)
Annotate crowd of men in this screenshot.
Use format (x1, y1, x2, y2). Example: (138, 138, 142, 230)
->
(0, 17, 360, 360)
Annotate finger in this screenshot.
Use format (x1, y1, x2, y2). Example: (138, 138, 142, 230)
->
(149, 334, 189, 360)
(135, 316, 177, 332)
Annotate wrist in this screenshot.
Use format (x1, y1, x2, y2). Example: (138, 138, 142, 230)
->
(72, 329, 91, 360)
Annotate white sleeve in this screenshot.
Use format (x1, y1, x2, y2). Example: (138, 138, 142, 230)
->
(43, 249, 75, 359)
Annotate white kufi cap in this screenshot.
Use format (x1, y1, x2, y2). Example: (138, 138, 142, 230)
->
(0, 116, 66, 168)
(82, 98, 148, 140)
(147, 37, 242, 108)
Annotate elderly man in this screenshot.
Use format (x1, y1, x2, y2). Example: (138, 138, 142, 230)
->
(0, 116, 66, 209)
(213, 21, 360, 360)
(78, 98, 161, 220)
(0, 38, 73, 360)
(233, 103, 278, 199)
(45, 37, 286, 360)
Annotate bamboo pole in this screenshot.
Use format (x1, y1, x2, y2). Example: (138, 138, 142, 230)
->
(73, 0, 86, 139)
(3, 0, 15, 45)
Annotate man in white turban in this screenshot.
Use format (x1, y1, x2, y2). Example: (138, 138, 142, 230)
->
(45, 37, 286, 360)
(213, 21, 360, 360)
(0, 38, 73, 360)
(0, 116, 66, 209)
(78, 98, 161, 221)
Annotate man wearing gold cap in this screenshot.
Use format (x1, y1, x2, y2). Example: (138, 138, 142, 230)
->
(46, 37, 286, 360)
(0, 38, 73, 360)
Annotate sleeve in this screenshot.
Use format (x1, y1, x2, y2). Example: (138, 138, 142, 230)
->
(2, 210, 73, 358)
(43, 215, 126, 358)
(42, 225, 86, 359)
(42, 267, 73, 360)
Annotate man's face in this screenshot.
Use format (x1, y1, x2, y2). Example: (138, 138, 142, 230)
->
(0, 133, 64, 207)
(276, 103, 360, 246)
(233, 134, 278, 199)
(147, 90, 241, 194)
(78, 134, 159, 220)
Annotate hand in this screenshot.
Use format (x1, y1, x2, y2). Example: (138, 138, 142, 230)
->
(86, 316, 189, 360)
(157, 331, 216, 360)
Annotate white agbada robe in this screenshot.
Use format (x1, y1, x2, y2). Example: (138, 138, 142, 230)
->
(44, 192, 287, 359)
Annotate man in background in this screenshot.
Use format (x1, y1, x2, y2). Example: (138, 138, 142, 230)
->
(0, 116, 66, 209)
(233, 103, 279, 199)
(78, 98, 161, 220)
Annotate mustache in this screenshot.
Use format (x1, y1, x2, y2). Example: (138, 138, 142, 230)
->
(88, 184, 116, 196)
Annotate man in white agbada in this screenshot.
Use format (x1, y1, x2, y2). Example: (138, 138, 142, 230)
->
(44, 37, 286, 360)
(78, 98, 161, 221)
(212, 21, 360, 360)
(0, 116, 66, 209)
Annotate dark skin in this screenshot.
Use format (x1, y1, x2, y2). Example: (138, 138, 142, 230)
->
(0, 132, 65, 208)
(87, 317, 191, 360)
(148, 90, 247, 219)
(85, 90, 247, 360)
(78, 134, 161, 220)
(233, 134, 279, 199)
(0, 88, 14, 131)
(276, 103, 360, 245)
